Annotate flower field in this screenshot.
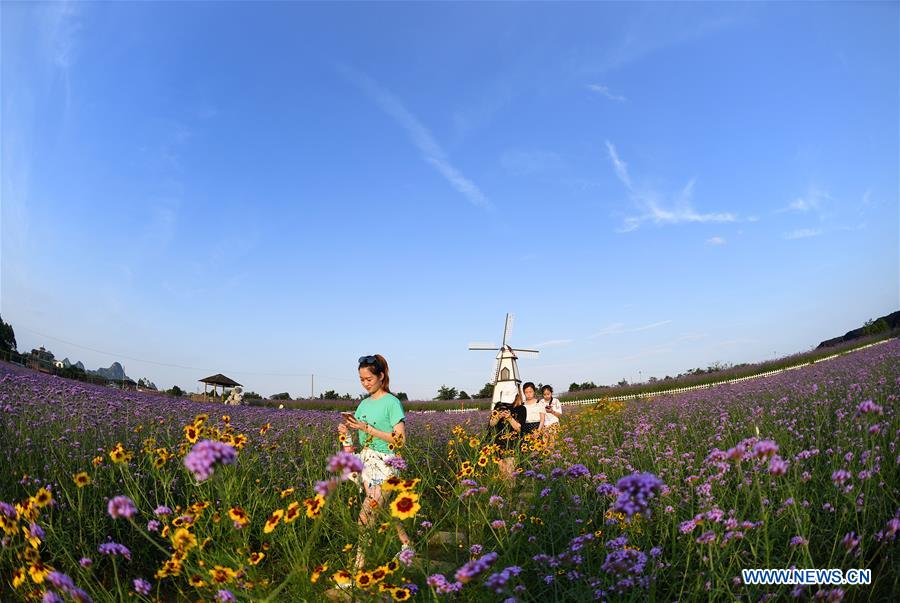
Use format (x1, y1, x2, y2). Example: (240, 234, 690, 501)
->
(0, 341, 897, 602)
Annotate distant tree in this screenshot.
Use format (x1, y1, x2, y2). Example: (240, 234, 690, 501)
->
(457, 390, 470, 400)
(475, 383, 494, 399)
(341, 393, 353, 400)
(270, 392, 292, 401)
(243, 391, 262, 400)
(616, 379, 629, 387)
(569, 382, 581, 392)
(434, 385, 458, 401)
(166, 385, 185, 397)
(138, 378, 157, 390)
(580, 381, 597, 390)
(864, 318, 889, 335)
(395, 392, 409, 401)
(319, 390, 339, 400)
(0, 316, 16, 353)
(648, 376, 658, 383)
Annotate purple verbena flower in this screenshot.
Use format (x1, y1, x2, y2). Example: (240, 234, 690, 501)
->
(133, 578, 151, 595)
(613, 472, 664, 518)
(183, 439, 237, 482)
(107, 495, 137, 520)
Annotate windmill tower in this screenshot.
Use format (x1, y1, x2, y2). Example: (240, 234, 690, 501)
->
(469, 313, 539, 405)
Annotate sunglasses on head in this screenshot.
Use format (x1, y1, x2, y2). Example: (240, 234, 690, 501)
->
(358, 355, 381, 369)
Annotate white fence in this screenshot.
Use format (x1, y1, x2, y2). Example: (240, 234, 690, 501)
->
(559, 338, 894, 407)
(406, 338, 894, 415)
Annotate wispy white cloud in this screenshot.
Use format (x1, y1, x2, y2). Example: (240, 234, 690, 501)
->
(576, 8, 749, 75)
(784, 228, 823, 240)
(587, 84, 627, 102)
(606, 141, 736, 231)
(589, 320, 672, 338)
(778, 187, 833, 214)
(339, 65, 492, 211)
(706, 236, 726, 246)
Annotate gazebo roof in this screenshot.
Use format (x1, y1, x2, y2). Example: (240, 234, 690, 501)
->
(199, 374, 242, 387)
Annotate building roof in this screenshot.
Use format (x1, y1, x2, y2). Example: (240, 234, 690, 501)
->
(199, 373, 242, 387)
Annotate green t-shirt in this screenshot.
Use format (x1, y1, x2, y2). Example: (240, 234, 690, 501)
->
(354, 393, 406, 454)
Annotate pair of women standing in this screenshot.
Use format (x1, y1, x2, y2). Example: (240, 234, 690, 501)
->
(490, 382, 563, 480)
(336, 354, 412, 569)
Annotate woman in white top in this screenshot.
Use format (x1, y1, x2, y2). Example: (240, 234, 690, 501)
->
(539, 384, 562, 432)
(521, 382, 543, 437)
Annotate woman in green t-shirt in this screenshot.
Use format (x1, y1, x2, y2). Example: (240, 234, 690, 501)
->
(337, 354, 413, 570)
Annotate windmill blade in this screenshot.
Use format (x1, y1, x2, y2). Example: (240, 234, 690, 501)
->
(502, 313, 514, 347)
(490, 357, 501, 384)
(469, 343, 499, 350)
(513, 349, 540, 357)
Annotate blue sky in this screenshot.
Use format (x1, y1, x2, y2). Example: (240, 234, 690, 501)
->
(3, 1, 897, 399)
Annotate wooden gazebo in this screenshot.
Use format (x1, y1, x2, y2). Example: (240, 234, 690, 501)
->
(198, 374, 242, 402)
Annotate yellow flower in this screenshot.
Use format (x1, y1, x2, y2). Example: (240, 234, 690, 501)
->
(263, 509, 284, 533)
(12, 567, 26, 588)
(183, 425, 200, 444)
(279, 487, 295, 498)
(73, 472, 92, 488)
(32, 487, 52, 508)
(171, 528, 197, 552)
(332, 570, 352, 586)
(259, 422, 271, 435)
(389, 492, 421, 520)
(284, 502, 302, 523)
(92, 455, 104, 467)
(304, 495, 325, 519)
(370, 566, 388, 584)
(24, 524, 41, 548)
(248, 551, 265, 565)
(310, 563, 327, 583)
(189, 574, 207, 588)
(209, 565, 238, 583)
(28, 560, 52, 584)
(232, 434, 248, 449)
(382, 475, 404, 491)
(384, 560, 400, 574)
(342, 543, 354, 552)
(193, 414, 209, 427)
(155, 557, 182, 579)
(228, 507, 250, 527)
(355, 570, 373, 589)
(392, 587, 412, 601)
(109, 443, 132, 464)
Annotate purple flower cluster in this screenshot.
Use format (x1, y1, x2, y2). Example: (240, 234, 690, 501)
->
(385, 455, 408, 470)
(398, 546, 416, 566)
(216, 590, 237, 603)
(153, 505, 172, 517)
(753, 439, 779, 458)
(107, 495, 137, 520)
(327, 450, 364, 479)
(46, 572, 92, 603)
(613, 472, 664, 518)
(565, 463, 591, 478)
(485, 566, 522, 594)
(602, 547, 648, 576)
(455, 551, 499, 584)
(98, 541, 131, 560)
(183, 439, 237, 482)
(427, 573, 463, 594)
(132, 578, 151, 595)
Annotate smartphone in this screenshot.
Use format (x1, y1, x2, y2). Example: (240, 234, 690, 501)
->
(340, 411, 355, 421)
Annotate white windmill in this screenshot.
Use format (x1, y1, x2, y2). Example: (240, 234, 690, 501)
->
(469, 313, 539, 405)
